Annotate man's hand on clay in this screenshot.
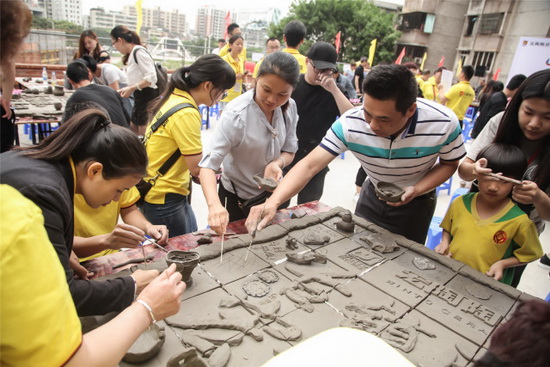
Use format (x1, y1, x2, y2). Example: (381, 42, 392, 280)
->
(104, 223, 146, 250)
(145, 224, 169, 245)
(246, 201, 276, 233)
(208, 203, 229, 235)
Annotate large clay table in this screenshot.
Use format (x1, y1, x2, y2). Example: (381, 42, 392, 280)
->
(88, 202, 540, 367)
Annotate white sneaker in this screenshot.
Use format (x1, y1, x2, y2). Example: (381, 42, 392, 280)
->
(353, 193, 359, 203)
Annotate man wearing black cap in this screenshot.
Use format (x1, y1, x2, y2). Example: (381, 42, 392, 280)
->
(282, 41, 353, 207)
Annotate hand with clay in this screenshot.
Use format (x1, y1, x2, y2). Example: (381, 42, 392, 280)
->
(103, 223, 147, 250)
(132, 269, 160, 294)
(512, 180, 541, 205)
(263, 160, 283, 183)
(70, 250, 94, 279)
(386, 186, 417, 207)
(246, 200, 277, 233)
(434, 242, 452, 257)
(472, 158, 492, 179)
(207, 202, 229, 236)
(486, 260, 505, 281)
(145, 223, 169, 245)
(135, 264, 185, 321)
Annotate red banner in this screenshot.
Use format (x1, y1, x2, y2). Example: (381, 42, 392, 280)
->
(394, 47, 405, 65)
(493, 68, 502, 80)
(334, 31, 341, 54)
(438, 56, 445, 67)
(224, 11, 231, 40)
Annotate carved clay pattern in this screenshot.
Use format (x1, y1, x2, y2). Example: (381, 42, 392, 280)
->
(257, 269, 280, 284)
(242, 280, 270, 298)
(465, 283, 492, 300)
(412, 257, 436, 271)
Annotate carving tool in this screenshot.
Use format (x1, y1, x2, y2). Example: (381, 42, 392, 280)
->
(144, 235, 169, 253)
(485, 172, 523, 185)
(245, 204, 266, 262)
(221, 197, 227, 264)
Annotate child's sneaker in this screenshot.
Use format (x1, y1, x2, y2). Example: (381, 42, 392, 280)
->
(538, 254, 550, 270)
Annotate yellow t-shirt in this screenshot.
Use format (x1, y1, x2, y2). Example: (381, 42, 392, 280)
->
(143, 89, 202, 204)
(421, 79, 440, 103)
(0, 185, 82, 366)
(416, 75, 424, 88)
(219, 43, 247, 61)
(222, 53, 244, 103)
(75, 187, 140, 261)
(253, 57, 264, 78)
(441, 193, 543, 285)
(282, 48, 307, 74)
(444, 81, 475, 120)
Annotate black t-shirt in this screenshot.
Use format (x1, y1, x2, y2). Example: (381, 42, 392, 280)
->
(289, 74, 340, 165)
(63, 84, 130, 127)
(354, 65, 365, 92)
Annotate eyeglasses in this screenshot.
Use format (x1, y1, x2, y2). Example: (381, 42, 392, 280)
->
(313, 65, 335, 76)
(220, 90, 228, 100)
(111, 38, 118, 47)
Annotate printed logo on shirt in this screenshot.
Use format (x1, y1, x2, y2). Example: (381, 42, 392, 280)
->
(493, 230, 507, 244)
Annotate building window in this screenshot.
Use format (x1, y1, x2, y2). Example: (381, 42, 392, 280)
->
(399, 12, 434, 33)
(465, 15, 478, 36)
(479, 13, 504, 35)
(472, 51, 495, 71)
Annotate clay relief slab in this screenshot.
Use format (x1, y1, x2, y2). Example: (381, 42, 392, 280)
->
(200, 247, 271, 285)
(288, 223, 344, 248)
(247, 237, 310, 265)
(328, 278, 410, 335)
(223, 268, 299, 321)
(391, 249, 456, 285)
(379, 310, 478, 367)
(362, 260, 440, 308)
(321, 214, 368, 237)
(322, 238, 386, 273)
(181, 264, 222, 301)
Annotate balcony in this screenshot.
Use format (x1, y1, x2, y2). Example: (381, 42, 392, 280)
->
(402, 0, 437, 14)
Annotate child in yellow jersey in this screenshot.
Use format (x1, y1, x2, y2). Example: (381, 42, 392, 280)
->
(435, 143, 543, 285)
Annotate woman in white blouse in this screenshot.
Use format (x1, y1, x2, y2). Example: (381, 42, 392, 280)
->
(110, 25, 158, 136)
(199, 52, 300, 234)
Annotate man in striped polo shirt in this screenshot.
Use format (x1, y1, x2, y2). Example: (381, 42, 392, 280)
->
(247, 64, 466, 244)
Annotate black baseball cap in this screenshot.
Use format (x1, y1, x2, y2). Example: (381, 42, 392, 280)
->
(307, 41, 337, 70)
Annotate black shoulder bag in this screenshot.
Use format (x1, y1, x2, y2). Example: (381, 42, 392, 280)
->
(136, 103, 197, 205)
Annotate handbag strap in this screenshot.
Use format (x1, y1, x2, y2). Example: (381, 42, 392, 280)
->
(144, 102, 197, 182)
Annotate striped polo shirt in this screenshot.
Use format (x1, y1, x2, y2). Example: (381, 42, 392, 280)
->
(320, 98, 466, 188)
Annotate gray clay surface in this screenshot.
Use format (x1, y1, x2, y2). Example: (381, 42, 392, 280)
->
(375, 181, 405, 202)
(123, 324, 165, 363)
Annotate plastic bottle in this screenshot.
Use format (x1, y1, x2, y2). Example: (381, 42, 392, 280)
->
(42, 67, 48, 83)
(51, 71, 57, 86)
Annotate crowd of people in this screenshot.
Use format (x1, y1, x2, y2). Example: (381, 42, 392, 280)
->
(1, 1, 549, 365)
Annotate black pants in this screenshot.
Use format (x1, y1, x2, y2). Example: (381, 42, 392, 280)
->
(218, 181, 248, 222)
(132, 88, 159, 126)
(1, 106, 15, 153)
(355, 166, 367, 187)
(280, 166, 329, 208)
(355, 181, 436, 244)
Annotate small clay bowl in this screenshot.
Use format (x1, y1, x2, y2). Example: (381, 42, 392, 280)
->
(166, 250, 200, 287)
(54, 102, 62, 111)
(375, 181, 405, 202)
(52, 86, 64, 96)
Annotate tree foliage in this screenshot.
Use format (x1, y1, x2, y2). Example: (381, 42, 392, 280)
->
(269, 0, 400, 64)
(31, 17, 83, 35)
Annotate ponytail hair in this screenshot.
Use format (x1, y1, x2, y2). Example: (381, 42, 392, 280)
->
(149, 54, 236, 116)
(22, 109, 147, 179)
(110, 25, 142, 65)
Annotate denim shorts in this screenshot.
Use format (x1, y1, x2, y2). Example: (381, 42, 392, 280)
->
(140, 193, 198, 238)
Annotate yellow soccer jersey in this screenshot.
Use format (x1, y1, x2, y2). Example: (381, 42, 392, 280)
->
(444, 81, 475, 120)
(143, 89, 202, 204)
(282, 48, 307, 74)
(75, 187, 140, 261)
(222, 53, 244, 103)
(441, 193, 542, 285)
(0, 185, 81, 366)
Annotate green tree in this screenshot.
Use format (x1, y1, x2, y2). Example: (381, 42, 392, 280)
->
(269, 0, 400, 64)
(31, 17, 83, 35)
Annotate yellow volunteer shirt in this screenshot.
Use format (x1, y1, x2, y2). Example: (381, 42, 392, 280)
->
(222, 53, 244, 103)
(416, 75, 424, 88)
(75, 187, 140, 261)
(219, 43, 247, 61)
(282, 48, 307, 74)
(143, 89, 202, 204)
(441, 193, 542, 285)
(444, 81, 475, 120)
(253, 57, 264, 78)
(0, 185, 82, 366)
(421, 79, 440, 103)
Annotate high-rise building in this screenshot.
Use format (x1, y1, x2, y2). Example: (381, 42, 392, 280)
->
(88, 7, 137, 30)
(25, 0, 82, 25)
(123, 5, 187, 36)
(195, 6, 226, 39)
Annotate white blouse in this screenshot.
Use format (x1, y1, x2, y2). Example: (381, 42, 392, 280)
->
(125, 45, 157, 88)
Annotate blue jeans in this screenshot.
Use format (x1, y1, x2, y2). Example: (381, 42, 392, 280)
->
(140, 193, 198, 237)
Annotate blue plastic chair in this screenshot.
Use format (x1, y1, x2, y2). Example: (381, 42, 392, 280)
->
(436, 176, 453, 196)
(464, 106, 475, 120)
(425, 216, 443, 250)
(209, 103, 220, 119)
(199, 105, 210, 130)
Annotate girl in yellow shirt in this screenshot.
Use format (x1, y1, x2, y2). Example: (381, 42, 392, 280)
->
(221, 34, 246, 109)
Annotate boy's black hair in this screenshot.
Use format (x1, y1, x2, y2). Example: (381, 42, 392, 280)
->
(66, 60, 90, 83)
(227, 23, 240, 35)
(283, 20, 306, 48)
(462, 65, 474, 80)
(476, 143, 527, 180)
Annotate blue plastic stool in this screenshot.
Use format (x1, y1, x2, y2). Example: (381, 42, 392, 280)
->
(545, 292, 550, 302)
(436, 176, 453, 196)
(340, 152, 345, 159)
(199, 105, 210, 130)
(464, 106, 475, 120)
(425, 216, 443, 250)
(451, 187, 469, 203)
(209, 103, 220, 119)
(462, 118, 474, 143)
